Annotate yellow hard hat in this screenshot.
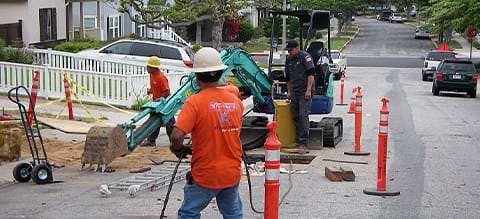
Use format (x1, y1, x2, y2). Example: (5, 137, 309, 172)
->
(192, 47, 227, 73)
(146, 56, 161, 68)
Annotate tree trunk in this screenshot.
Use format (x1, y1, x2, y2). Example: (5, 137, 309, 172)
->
(445, 29, 452, 42)
(211, 17, 224, 51)
(337, 18, 344, 38)
(196, 22, 202, 45)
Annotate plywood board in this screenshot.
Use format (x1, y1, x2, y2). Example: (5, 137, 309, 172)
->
(37, 117, 94, 134)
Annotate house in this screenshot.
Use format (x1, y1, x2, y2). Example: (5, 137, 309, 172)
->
(0, 0, 67, 48)
(70, 0, 147, 41)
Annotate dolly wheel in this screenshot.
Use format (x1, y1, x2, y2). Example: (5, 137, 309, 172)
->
(13, 163, 32, 183)
(32, 164, 53, 184)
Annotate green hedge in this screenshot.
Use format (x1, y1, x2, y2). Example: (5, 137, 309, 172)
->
(0, 38, 33, 64)
(54, 37, 102, 53)
(238, 20, 255, 43)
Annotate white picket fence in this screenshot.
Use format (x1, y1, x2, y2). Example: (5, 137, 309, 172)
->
(0, 61, 189, 108)
(29, 48, 187, 75)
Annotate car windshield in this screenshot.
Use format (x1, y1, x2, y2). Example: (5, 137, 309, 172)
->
(330, 52, 340, 59)
(426, 52, 455, 61)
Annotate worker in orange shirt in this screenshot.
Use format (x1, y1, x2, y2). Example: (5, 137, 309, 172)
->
(140, 56, 175, 147)
(223, 80, 252, 100)
(170, 47, 244, 219)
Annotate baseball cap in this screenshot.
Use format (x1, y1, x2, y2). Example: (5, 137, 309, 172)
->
(285, 40, 299, 50)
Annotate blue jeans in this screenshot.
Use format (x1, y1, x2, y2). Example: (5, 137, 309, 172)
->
(178, 181, 242, 219)
(290, 92, 312, 146)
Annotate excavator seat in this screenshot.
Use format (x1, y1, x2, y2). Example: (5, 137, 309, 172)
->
(306, 41, 331, 95)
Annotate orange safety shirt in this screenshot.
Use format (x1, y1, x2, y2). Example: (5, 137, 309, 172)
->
(174, 87, 244, 189)
(223, 84, 240, 97)
(150, 70, 170, 100)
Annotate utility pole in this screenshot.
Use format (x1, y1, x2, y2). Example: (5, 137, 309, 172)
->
(282, 0, 287, 57)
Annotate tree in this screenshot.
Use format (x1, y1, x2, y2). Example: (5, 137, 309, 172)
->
(426, 0, 480, 42)
(117, 0, 247, 50)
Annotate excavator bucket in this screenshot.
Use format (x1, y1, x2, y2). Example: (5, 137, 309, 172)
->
(81, 126, 128, 172)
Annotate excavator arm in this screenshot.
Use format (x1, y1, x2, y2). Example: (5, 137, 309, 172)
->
(81, 46, 273, 170)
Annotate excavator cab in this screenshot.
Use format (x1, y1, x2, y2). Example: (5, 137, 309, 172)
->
(253, 10, 334, 114)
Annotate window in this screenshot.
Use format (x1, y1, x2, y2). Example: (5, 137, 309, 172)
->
(101, 41, 133, 55)
(158, 45, 182, 60)
(84, 16, 97, 29)
(134, 15, 146, 37)
(39, 8, 57, 41)
(330, 52, 340, 59)
(107, 15, 121, 39)
(427, 52, 455, 61)
(130, 43, 160, 57)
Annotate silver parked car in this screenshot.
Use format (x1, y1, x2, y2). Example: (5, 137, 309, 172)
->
(415, 26, 430, 39)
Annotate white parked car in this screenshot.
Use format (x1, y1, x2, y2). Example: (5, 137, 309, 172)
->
(77, 39, 194, 71)
(389, 13, 406, 23)
(328, 50, 347, 80)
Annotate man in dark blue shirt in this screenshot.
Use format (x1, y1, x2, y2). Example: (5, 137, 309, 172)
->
(284, 40, 315, 154)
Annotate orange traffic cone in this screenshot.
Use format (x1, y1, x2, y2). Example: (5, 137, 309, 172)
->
(348, 87, 358, 114)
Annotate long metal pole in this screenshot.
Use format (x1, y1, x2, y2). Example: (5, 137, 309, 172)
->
(470, 39, 473, 61)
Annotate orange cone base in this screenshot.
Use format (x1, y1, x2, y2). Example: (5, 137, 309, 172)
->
(344, 151, 370, 156)
(363, 188, 400, 196)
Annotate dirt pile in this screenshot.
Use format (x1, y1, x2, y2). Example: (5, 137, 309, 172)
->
(16, 134, 178, 172)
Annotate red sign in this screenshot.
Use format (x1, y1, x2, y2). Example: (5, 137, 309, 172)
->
(466, 28, 477, 39)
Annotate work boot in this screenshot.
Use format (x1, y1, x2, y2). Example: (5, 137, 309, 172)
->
(284, 143, 300, 149)
(140, 139, 156, 147)
(298, 145, 310, 154)
(280, 148, 300, 153)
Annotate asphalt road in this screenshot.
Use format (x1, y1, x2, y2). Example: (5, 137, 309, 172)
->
(1, 16, 479, 219)
(346, 17, 480, 218)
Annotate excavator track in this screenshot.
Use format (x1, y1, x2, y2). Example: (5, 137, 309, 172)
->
(81, 126, 128, 172)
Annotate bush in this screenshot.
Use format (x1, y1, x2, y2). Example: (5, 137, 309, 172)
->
(238, 20, 255, 43)
(287, 17, 299, 39)
(2, 48, 33, 64)
(192, 44, 202, 53)
(54, 38, 102, 53)
(260, 17, 281, 38)
(253, 26, 264, 38)
(473, 40, 480, 49)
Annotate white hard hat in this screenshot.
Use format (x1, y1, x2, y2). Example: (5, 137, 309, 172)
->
(192, 47, 227, 73)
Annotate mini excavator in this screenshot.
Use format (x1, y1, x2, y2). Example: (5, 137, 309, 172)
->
(81, 10, 343, 171)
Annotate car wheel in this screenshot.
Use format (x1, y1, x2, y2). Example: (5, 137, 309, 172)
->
(468, 89, 476, 98)
(432, 83, 440, 96)
(422, 72, 427, 81)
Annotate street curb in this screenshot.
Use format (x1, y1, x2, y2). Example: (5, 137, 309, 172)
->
(339, 25, 360, 52)
(249, 52, 269, 57)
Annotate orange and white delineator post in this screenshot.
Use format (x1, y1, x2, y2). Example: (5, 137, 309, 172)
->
(264, 121, 280, 219)
(363, 98, 400, 196)
(27, 70, 40, 127)
(347, 87, 357, 113)
(63, 74, 74, 120)
(336, 71, 348, 105)
(345, 86, 370, 156)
